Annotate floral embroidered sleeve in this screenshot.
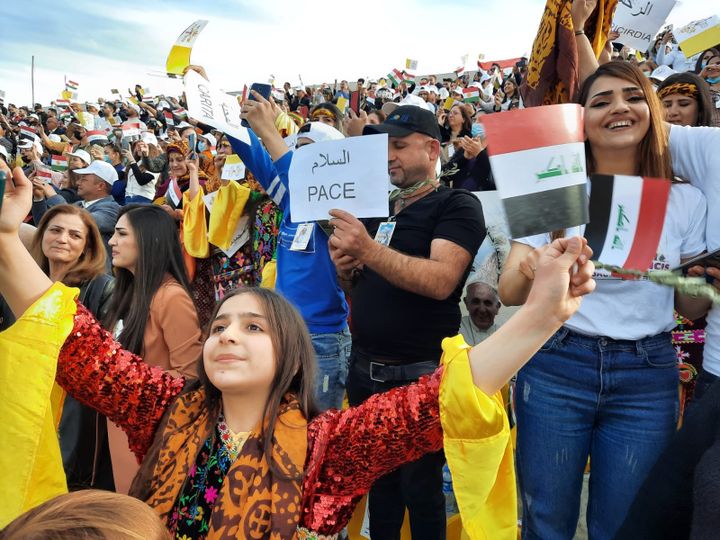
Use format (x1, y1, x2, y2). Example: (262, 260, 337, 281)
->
(302, 368, 443, 533)
(56, 303, 186, 462)
(252, 199, 281, 283)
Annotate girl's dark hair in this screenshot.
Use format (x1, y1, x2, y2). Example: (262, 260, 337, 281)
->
(578, 61, 672, 179)
(104, 205, 195, 355)
(657, 72, 716, 127)
(695, 48, 720, 74)
(197, 287, 318, 478)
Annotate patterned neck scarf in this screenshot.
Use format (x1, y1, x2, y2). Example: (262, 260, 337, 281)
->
(130, 389, 308, 539)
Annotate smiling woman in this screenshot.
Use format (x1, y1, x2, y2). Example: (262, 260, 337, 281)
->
(657, 72, 717, 128)
(499, 61, 711, 539)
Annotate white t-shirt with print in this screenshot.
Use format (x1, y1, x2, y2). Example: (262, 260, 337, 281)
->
(669, 125, 720, 375)
(516, 182, 706, 340)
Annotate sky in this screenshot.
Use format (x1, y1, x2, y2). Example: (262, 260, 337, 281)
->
(0, 0, 710, 106)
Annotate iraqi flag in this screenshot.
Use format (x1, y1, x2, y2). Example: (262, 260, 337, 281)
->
(483, 103, 588, 238)
(86, 130, 108, 144)
(585, 175, 671, 271)
(51, 155, 68, 172)
(66, 80, 79, 91)
(163, 110, 175, 126)
(454, 66, 465, 78)
(122, 122, 141, 140)
(19, 125, 38, 140)
(462, 87, 480, 103)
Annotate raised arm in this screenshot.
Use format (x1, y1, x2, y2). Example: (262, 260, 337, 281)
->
(0, 163, 184, 462)
(572, 0, 601, 87)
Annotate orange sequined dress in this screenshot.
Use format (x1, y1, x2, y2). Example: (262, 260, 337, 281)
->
(57, 303, 443, 538)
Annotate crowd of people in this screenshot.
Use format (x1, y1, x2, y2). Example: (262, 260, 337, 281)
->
(0, 0, 719, 538)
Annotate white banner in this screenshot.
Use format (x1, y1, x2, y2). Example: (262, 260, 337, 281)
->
(288, 134, 390, 223)
(183, 69, 250, 145)
(612, 0, 677, 51)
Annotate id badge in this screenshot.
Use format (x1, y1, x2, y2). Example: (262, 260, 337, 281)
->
(374, 221, 396, 246)
(290, 222, 314, 251)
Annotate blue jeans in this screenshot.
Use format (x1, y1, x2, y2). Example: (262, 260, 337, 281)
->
(124, 195, 152, 204)
(310, 328, 351, 411)
(516, 328, 679, 540)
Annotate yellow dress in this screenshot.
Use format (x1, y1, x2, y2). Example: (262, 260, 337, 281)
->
(0, 283, 77, 527)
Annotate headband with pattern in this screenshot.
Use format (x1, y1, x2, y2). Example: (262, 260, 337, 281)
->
(658, 82, 699, 101)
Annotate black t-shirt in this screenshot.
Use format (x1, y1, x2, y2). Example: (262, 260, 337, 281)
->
(351, 186, 485, 363)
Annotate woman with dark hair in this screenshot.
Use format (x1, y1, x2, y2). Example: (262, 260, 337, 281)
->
(694, 47, 720, 74)
(0, 162, 596, 538)
(439, 102, 473, 167)
(309, 102, 344, 133)
(658, 72, 717, 127)
(698, 51, 720, 109)
(493, 77, 524, 111)
(121, 139, 159, 205)
(104, 204, 203, 493)
(499, 60, 710, 539)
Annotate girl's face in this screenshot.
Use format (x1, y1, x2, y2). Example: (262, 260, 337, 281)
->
(108, 214, 139, 273)
(168, 151, 188, 177)
(662, 93, 699, 127)
(504, 80, 516, 95)
(204, 294, 276, 396)
(42, 213, 87, 266)
(583, 75, 651, 152)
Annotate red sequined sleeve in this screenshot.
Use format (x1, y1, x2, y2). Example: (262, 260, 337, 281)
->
(302, 368, 443, 533)
(56, 303, 186, 462)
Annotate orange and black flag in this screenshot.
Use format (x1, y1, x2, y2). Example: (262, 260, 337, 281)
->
(521, 0, 618, 106)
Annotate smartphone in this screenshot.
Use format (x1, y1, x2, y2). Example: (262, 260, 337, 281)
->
(0, 171, 6, 214)
(187, 132, 197, 159)
(241, 83, 273, 128)
(350, 91, 360, 114)
(121, 138, 131, 152)
(673, 248, 720, 274)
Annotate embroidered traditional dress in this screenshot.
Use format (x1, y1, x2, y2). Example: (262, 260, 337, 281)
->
(19, 284, 517, 539)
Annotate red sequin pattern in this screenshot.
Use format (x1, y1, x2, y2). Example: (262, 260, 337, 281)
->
(301, 368, 444, 534)
(57, 303, 185, 462)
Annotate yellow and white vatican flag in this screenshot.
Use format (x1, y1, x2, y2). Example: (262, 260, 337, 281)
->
(166, 20, 209, 78)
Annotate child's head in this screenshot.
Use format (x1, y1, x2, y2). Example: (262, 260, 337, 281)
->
(0, 490, 170, 539)
(199, 287, 318, 449)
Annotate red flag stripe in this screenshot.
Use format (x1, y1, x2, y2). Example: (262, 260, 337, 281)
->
(482, 104, 584, 156)
(623, 177, 671, 270)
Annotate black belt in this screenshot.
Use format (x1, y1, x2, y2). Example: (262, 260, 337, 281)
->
(352, 355, 439, 383)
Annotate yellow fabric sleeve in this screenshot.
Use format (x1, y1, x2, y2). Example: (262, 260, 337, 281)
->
(207, 181, 250, 250)
(0, 283, 79, 527)
(182, 188, 210, 258)
(439, 335, 517, 540)
(260, 258, 277, 289)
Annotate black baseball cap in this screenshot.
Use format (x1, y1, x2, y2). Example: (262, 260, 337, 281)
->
(363, 105, 441, 141)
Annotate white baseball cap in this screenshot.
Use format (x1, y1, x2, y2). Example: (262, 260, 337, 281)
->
(296, 122, 344, 144)
(75, 160, 118, 185)
(200, 133, 217, 147)
(66, 149, 92, 166)
(18, 136, 43, 154)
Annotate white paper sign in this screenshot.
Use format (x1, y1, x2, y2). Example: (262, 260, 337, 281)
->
(219, 216, 250, 257)
(612, 0, 677, 51)
(288, 134, 390, 223)
(221, 156, 246, 181)
(176, 20, 209, 47)
(203, 190, 218, 212)
(674, 16, 720, 58)
(183, 69, 250, 145)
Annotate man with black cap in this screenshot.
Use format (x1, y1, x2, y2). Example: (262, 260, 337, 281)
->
(329, 105, 485, 539)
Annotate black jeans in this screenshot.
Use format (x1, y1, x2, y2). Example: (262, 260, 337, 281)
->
(694, 368, 719, 402)
(346, 350, 446, 540)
